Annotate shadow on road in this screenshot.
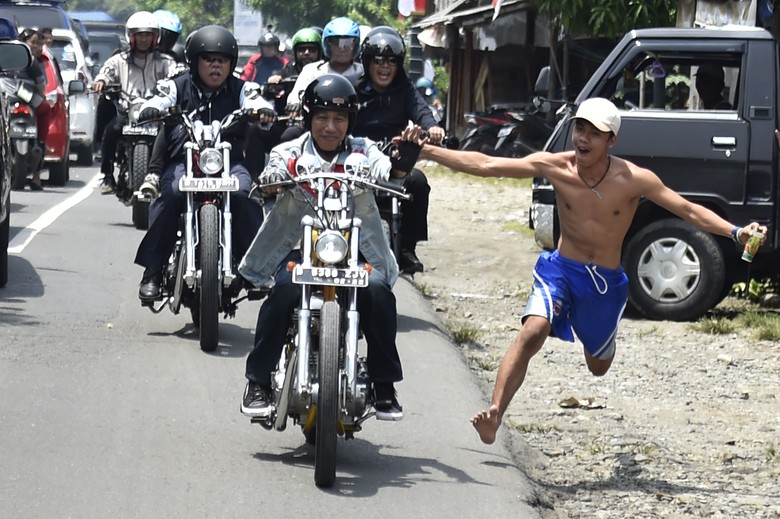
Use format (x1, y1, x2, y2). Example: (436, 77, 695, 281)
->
(252, 438, 483, 496)
(147, 320, 254, 357)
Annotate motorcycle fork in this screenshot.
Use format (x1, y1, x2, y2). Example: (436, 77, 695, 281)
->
(220, 149, 235, 286)
(183, 191, 199, 287)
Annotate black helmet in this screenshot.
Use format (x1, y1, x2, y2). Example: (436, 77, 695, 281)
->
(185, 25, 238, 71)
(170, 43, 185, 63)
(258, 31, 280, 49)
(360, 26, 405, 71)
(301, 73, 358, 134)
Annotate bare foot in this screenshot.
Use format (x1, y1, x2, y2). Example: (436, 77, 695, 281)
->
(471, 404, 501, 444)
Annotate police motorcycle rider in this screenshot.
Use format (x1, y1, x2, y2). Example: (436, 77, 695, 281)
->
(238, 74, 421, 421)
(353, 26, 444, 274)
(133, 25, 275, 301)
(240, 30, 287, 86)
(92, 11, 175, 195)
(243, 27, 323, 180)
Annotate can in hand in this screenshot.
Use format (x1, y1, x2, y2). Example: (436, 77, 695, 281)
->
(741, 231, 764, 263)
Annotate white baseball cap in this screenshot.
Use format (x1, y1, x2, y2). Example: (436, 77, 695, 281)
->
(571, 97, 621, 136)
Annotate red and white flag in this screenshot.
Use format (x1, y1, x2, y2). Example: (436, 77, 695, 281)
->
(492, 0, 503, 21)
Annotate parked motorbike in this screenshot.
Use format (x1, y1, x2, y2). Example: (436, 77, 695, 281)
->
(252, 153, 408, 488)
(141, 106, 265, 352)
(493, 106, 555, 158)
(1, 78, 45, 190)
(103, 85, 158, 229)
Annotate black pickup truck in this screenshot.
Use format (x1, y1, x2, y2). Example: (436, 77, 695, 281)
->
(531, 26, 779, 321)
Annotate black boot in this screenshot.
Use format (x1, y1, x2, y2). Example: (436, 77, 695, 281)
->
(398, 247, 424, 274)
(138, 268, 162, 300)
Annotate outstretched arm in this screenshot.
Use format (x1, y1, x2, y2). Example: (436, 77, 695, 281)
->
(641, 166, 766, 243)
(400, 125, 550, 180)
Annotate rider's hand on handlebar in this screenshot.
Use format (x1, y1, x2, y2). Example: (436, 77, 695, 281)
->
(259, 171, 288, 195)
(255, 107, 277, 125)
(285, 102, 301, 117)
(426, 126, 445, 145)
(92, 80, 105, 93)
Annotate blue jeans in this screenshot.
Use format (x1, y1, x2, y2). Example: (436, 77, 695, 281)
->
(134, 162, 262, 271)
(245, 251, 403, 386)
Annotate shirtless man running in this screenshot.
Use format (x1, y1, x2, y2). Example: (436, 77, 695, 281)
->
(401, 98, 767, 445)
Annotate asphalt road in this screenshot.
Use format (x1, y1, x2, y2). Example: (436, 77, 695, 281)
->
(1, 164, 541, 518)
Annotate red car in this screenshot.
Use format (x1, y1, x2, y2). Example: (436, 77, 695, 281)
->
(40, 47, 70, 185)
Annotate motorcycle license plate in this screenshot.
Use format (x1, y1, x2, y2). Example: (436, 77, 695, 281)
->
(497, 127, 513, 138)
(123, 125, 157, 136)
(9, 126, 36, 138)
(292, 265, 369, 288)
(179, 177, 239, 192)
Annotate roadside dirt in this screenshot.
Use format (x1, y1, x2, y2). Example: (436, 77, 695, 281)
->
(411, 164, 780, 518)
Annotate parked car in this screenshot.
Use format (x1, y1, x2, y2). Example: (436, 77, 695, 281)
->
(50, 28, 96, 165)
(531, 26, 780, 321)
(0, 39, 34, 288)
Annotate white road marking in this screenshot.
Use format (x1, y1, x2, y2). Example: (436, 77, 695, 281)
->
(8, 173, 102, 254)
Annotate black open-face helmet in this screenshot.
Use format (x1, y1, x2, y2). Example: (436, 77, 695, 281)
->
(185, 25, 238, 71)
(360, 26, 405, 75)
(301, 73, 358, 134)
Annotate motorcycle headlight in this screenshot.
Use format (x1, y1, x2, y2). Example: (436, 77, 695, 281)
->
(198, 148, 223, 176)
(129, 104, 142, 123)
(314, 231, 349, 265)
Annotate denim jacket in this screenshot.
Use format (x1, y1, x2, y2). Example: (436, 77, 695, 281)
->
(238, 133, 398, 288)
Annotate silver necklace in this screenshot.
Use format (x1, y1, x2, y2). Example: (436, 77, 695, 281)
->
(577, 156, 611, 199)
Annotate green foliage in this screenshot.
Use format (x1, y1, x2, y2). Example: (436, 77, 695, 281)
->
(245, 0, 400, 35)
(732, 277, 779, 302)
(533, 0, 677, 38)
(433, 64, 449, 98)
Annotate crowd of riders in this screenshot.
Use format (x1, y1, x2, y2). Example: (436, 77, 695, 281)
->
(82, 10, 446, 422)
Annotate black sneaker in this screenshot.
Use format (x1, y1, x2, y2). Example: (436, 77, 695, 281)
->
(374, 383, 403, 421)
(100, 175, 116, 195)
(138, 268, 162, 301)
(241, 381, 273, 417)
(398, 249, 424, 274)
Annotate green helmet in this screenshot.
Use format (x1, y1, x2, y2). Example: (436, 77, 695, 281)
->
(292, 27, 322, 49)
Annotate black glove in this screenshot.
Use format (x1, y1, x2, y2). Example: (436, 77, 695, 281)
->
(138, 107, 161, 124)
(390, 140, 422, 173)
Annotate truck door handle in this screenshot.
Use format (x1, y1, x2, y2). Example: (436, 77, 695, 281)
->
(712, 136, 736, 147)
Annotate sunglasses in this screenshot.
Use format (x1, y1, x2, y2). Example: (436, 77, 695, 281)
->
(372, 56, 399, 67)
(200, 54, 231, 65)
(297, 45, 319, 54)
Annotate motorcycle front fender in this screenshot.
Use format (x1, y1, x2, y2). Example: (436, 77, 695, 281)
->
(14, 139, 29, 155)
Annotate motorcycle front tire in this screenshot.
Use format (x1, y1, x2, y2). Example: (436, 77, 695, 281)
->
(314, 300, 341, 488)
(198, 203, 220, 352)
(131, 143, 150, 229)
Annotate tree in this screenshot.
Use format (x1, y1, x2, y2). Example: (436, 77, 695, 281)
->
(244, 0, 401, 35)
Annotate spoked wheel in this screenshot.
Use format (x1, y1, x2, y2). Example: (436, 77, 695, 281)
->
(198, 204, 220, 352)
(314, 300, 341, 488)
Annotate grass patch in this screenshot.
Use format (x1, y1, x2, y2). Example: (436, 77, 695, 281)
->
(449, 324, 480, 345)
(766, 444, 778, 462)
(587, 443, 606, 455)
(637, 326, 659, 339)
(413, 280, 434, 298)
(511, 422, 559, 434)
(689, 316, 736, 335)
(473, 357, 498, 371)
(736, 311, 780, 341)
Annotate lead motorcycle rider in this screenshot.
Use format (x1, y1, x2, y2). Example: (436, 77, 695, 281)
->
(238, 74, 420, 421)
(92, 10, 175, 195)
(133, 25, 274, 301)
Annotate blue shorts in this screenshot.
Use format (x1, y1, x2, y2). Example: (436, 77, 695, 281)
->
(523, 250, 628, 360)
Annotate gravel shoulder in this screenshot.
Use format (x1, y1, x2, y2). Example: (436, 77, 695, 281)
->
(412, 164, 780, 518)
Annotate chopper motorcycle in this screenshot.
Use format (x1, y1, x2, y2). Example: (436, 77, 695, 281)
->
(1, 78, 45, 190)
(250, 153, 408, 488)
(141, 106, 266, 352)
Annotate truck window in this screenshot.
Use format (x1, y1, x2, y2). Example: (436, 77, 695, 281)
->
(605, 52, 740, 112)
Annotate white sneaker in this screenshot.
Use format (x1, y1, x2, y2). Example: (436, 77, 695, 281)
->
(139, 173, 160, 198)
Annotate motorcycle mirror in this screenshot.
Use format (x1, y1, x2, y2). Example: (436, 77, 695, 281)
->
(534, 66, 550, 96)
(533, 96, 551, 114)
(343, 153, 369, 177)
(296, 154, 321, 177)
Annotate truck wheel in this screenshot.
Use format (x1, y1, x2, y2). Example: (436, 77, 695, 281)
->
(48, 157, 68, 187)
(624, 219, 726, 321)
(76, 144, 93, 166)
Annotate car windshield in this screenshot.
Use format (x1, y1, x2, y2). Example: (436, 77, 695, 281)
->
(0, 5, 67, 29)
(88, 34, 121, 66)
(51, 39, 77, 71)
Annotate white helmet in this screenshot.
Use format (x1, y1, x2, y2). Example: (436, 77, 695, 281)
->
(125, 11, 160, 50)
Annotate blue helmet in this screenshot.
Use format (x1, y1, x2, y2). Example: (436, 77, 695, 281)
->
(153, 10, 182, 33)
(416, 77, 437, 98)
(322, 17, 360, 60)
